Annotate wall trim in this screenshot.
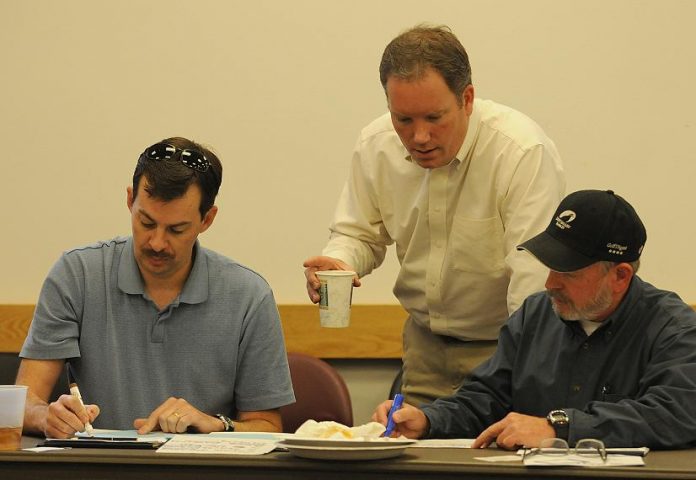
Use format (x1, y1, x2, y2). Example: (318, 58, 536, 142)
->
(7, 302, 693, 358)
(0, 304, 407, 358)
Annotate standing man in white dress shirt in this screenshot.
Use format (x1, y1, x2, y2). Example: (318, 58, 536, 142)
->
(304, 24, 565, 405)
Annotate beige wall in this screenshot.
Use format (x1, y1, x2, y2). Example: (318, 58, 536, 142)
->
(1, 0, 695, 424)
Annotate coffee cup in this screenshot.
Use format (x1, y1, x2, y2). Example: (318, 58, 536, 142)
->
(316, 270, 355, 328)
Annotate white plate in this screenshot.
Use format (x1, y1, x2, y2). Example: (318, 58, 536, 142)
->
(283, 437, 416, 448)
(278, 438, 417, 461)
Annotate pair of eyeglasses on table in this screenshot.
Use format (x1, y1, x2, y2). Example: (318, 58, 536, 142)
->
(522, 438, 607, 463)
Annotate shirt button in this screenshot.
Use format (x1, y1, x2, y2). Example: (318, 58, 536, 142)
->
(582, 343, 589, 350)
(572, 385, 581, 392)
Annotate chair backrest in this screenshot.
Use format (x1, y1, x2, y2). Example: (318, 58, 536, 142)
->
(280, 352, 353, 433)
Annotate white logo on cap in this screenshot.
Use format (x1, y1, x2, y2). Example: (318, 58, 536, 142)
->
(555, 210, 576, 230)
(607, 243, 628, 255)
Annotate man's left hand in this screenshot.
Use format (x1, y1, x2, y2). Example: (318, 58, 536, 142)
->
(471, 412, 555, 449)
(134, 397, 222, 434)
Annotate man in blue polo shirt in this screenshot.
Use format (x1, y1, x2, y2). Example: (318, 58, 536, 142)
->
(18, 137, 295, 439)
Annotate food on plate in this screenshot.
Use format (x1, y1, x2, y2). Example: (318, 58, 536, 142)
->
(294, 420, 386, 440)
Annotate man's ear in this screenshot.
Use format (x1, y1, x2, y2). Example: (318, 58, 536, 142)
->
(613, 263, 634, 293)
(200, 205, 218, 233)
(127, 186, 134, 211)
(462, 84, 475, 115)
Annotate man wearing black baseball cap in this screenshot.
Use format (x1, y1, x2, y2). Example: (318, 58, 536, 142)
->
(373, 190, 696, 450)
(516, 189, 646, 324)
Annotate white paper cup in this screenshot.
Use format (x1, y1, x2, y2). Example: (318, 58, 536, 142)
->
(316, 270, 355, 328)
(0, 385, 28, 451)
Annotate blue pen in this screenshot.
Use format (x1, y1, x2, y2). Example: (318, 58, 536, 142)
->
(383, 393, 404, 437)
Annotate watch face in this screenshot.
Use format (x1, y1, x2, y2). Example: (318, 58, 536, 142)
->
(548, 410, 569, 425)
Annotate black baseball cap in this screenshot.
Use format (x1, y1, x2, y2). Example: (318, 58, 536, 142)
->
(517, 190, 647, 272)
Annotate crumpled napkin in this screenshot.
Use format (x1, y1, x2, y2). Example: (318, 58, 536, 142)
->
(294, 420, 386, 440)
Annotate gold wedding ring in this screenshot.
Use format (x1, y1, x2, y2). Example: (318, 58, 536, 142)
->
(173, 412, 181, 418)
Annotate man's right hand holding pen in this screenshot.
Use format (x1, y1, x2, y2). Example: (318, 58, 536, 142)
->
(372, 394, 430, 439)
(39, 393, 100, 439)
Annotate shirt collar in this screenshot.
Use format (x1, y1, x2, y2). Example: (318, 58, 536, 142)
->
(118, 236, 209, 304)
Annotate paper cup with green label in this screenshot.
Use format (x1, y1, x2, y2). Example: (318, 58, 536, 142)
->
(316, 270, 355, 328)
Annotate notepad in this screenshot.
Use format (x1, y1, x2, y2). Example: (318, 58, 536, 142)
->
(40, 429, 170, 449)
(40, 437, 167, 449)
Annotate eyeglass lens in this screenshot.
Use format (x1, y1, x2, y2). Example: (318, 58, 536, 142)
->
(539, 437, 570, 455)
(575, 439, 607, 461)
(180, 150, 209, 172)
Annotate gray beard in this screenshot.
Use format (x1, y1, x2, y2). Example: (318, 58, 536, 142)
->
(548, 286, 613, 322)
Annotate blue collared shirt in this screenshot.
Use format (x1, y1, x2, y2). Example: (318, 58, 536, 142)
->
(422, 276, 696, 448)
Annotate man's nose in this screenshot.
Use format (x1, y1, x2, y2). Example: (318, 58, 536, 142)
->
(413, 121, 431, 144)
(545, 270, 562, 290)
(149, 228, 168, 252)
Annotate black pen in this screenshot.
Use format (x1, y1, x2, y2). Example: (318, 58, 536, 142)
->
(67, 367, 95, 436)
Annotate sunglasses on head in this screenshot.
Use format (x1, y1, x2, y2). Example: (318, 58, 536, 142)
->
(142, 142, 210, 172)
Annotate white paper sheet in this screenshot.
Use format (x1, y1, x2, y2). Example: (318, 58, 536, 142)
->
(23, 446, 66, 452)
(156, 435, 277, 455)
(475, 455, 522, 462)
(411, 438, 475, 448)
(523, 453, 644, 467)
(208, 431, 292, 441)
(476, 452, 645, 467)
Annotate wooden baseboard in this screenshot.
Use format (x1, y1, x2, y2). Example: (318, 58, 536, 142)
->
(0, 304, 407, 359)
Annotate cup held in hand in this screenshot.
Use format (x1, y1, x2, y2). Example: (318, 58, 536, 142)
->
(316, 270, 355, 328)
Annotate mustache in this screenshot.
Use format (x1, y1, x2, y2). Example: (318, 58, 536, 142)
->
(144, 249, 172, 260)
(546, 290, 568, 303)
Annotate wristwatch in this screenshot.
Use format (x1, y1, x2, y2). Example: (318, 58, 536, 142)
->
(546, 409, 569, 440)
(216, 413, 235, 432)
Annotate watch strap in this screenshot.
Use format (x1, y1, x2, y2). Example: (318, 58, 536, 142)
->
(551, 421, 569, 440)
(546, 409, 569, 440)
(215, 413, 235, 432)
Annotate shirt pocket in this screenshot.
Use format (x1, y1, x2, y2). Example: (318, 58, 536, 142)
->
(450, 216, 506, 273)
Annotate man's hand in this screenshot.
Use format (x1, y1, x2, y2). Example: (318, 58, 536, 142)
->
(303, 256, 360, 303)
(472, 412, 555, 449)
(16, 359, 99, 439)
(134, 397, 222, 434)
(371, 399, 428, 439)
(42, 394, 100, 439)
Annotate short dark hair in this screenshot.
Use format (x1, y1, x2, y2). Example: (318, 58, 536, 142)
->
(379, 24, 472, 105)
(132, 137, 223, 218)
